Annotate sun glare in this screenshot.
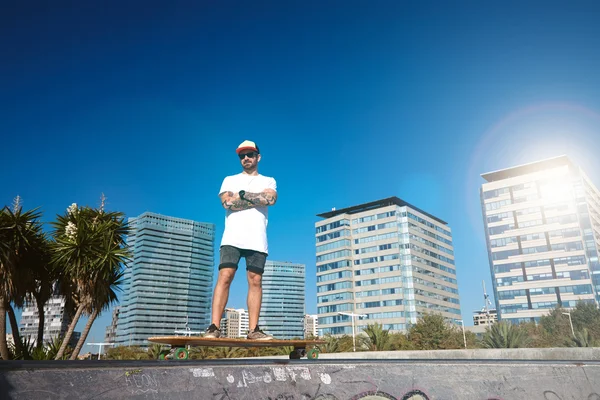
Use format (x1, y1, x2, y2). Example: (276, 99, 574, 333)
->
(538, 169, 574, 205)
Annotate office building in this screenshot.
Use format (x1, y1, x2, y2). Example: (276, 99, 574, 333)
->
(316, 197, 460, 336)
(481, 156, 600, 323)
(115, 212, 215, 346)
(473, 309, 498, 326)
(260, 261, 305, 339)
(104, 306, 120, 344)
(19, 285, 80, 347)
(220, 308, 249, 338)
(304, 314, 319, 338)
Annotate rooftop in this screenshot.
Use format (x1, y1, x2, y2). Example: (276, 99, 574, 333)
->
(481, 155, 574, 182)
(316, 196, 447, 225)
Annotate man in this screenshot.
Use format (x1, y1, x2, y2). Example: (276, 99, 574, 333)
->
(205, 140, 278, 340)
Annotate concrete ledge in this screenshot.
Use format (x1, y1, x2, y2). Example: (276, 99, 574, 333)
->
(2, 358, 600, 399)
(239, 347, 600, 360)
(317, 347, 600, 360)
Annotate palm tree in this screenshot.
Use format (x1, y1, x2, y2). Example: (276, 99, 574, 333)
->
(22, 237, 55, 349)
(0, 198, 45, 359)
(69, 268, 124, 359)
(210, 346, 246, 359)
(321, 334, 355, 353)
(360, 323, 391, 351)
(147, 343, 168, 359)
(481, 321, 530, 348)
(189, 346, 213, 360)
(51, 202, 129, 360)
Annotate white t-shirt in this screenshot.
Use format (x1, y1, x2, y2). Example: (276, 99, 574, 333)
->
(219, 173, 277, 254)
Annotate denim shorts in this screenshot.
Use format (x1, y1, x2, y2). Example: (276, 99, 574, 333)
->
(219, 245, 268, 275)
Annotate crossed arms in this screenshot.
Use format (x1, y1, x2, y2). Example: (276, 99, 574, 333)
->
(219, 189, 278, 211)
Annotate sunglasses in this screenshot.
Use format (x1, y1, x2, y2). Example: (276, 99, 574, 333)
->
(238, 152, 258, 160)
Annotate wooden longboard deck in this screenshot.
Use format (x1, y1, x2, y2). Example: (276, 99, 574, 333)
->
(148, 336, 325, 348)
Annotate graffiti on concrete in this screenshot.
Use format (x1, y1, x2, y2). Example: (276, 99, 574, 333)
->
(544, 391, 600, 400)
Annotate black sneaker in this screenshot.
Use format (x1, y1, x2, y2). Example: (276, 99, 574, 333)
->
(247, 326, 273, 340)
(204, 323, 221, 338)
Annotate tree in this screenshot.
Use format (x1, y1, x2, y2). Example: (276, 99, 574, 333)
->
(407, 313, 460, 350)
(51, 201, 129, 360)
(321, 334, 355, 353)
(22, 237, 55, 349)
(387, 332, 415, 350)
(571, 301, 600, 336)
(538, 306, 574, 346)
(570, 328, 595, 348)
(209, 346, 246, 359)
(360, 323, 391, 351)
(106, 346, 149, 360)
(0, 197, 45, 359)
(481, 321, 530, 348)
(70, 268, 124, 359)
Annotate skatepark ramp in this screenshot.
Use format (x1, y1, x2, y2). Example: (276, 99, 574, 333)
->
(1, 357, 600, 400)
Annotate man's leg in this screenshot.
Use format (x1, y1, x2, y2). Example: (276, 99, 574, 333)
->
(211, 246, 241, 327)
(211, 268, 236, 326)
(246, 270, 263, 330)
(245, 251, 272, 339)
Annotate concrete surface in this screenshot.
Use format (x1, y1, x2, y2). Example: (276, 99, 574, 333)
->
(1, 357, 600, 400)
(240, 347, 600, 361)
(316, 347, 600, 360)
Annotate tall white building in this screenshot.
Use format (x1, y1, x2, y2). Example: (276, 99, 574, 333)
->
(304, 314, 319, 338)
(220, 308, 249, 338)
(19, 286, 80, 347)
(481, 156, 600, 323)
(316, 197, 460, 336)
(260, 261, 305, 339)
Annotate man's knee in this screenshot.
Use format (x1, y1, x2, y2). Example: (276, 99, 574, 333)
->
(218, 268, 236, 286)
(247, 272, 263, 288)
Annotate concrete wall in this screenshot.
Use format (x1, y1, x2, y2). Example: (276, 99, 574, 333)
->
(240, 347, 600, 361)
(2, 358, 600, 400)
(317, 347, 600, 360)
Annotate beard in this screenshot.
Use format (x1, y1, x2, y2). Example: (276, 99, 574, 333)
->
(243, 161, 257, 171)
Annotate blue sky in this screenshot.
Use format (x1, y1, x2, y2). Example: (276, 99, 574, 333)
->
(3, 1, 600, 352)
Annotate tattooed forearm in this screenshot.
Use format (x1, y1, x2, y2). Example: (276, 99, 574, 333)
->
(219, 190, 277, 211)
(242, 191, 277, 206)
(221, 192, 254, 211)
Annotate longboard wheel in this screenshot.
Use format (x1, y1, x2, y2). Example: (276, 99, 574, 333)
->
(290, 348, 306, 359)
(174, 347, 189, 360)
(307, 348, 319, 360)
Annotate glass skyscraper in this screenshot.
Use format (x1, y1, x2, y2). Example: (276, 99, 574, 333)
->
(260, 260, 305, 339)
(481, 156, 600, 324)
(316, 197, 460, 336)
(115, 212, 215, 346)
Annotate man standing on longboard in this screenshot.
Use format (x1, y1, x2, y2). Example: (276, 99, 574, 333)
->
(205, 140, 278, 340)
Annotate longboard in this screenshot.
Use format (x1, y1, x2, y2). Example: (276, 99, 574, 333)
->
(148, 336, 326, 360)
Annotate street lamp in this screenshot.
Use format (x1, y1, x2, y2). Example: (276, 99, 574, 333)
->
(337, 312, 367, 352)
(457, 320, 467, 349)
(562, 312, 575, 337)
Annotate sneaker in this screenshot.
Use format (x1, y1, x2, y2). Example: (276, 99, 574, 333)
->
(247, 326, 273, 340)
(204, 323, 221, 338)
